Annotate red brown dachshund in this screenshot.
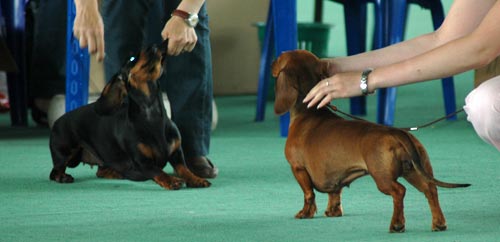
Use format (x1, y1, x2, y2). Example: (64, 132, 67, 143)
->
(272, 50, 469, 232)
(49, 45, 210, 190)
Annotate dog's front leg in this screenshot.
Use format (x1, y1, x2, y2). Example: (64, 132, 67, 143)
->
(169, 149, 211, 188)
(291, 165, 317, 219)
(325, 189, 343, 217)
(153, 171, 184, 190)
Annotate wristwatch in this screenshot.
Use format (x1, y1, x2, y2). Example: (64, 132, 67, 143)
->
(171, 9, 199, 28)
(360, 68, 374, 95)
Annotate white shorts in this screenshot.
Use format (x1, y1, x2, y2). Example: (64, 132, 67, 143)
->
(464, 76, 500, 151)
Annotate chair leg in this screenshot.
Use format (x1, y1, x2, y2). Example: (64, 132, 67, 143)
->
(428, 0, 456, 120)
(255, 3, 274, 122)
(377, 0, 407, 126)
(344, 1, 367, 116)
(271, 0, 297, 137)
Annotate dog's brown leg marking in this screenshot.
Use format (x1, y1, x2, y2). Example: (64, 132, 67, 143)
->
(96, 166, 124, 179)
(169, 139, 181, 157)
(173, 164, 211, 188)
(137, 143, 156, 159)
(325, 189, 343, 217)
(153, 172, 184, 190)
(291, 165, 317, 219)
(404, 170, 447, 231)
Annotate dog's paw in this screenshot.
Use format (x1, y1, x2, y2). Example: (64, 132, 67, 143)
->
(186, 178, 211, 188)
(154, 174, 185, 190)
(49, 169, 75, 183)
(389, 224, 406, 233)
(432, 223, 447, 232)
(295, 203, 317, 219)
(324, 205, 343, 217)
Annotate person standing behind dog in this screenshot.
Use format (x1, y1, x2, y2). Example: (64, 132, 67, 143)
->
(303, 0, 500, 152)
(72, 0, 218, 178)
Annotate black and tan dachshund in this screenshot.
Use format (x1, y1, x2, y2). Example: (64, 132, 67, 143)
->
(49, 45, 210, 190)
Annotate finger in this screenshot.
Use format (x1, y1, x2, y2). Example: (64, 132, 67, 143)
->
(86, 32, 96, 54)
(78, 34, 88, 49)
(168, 39, 183, 56)
(186, 42, 196, 52)
(96, 35, 105, 61)
(317, 95, 332, 109)
(303, 82, 322, 103)
(306, 93, 323, 109)
(73, 30, 81, 41)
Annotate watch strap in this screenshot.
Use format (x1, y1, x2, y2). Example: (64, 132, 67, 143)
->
(171, 9, 190, 19)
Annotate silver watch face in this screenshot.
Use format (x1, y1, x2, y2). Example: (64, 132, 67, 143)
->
(360, 83, 368, 90)
(187, 14, 199, 27)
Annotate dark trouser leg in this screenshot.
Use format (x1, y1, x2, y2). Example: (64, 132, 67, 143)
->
(162, 3, 213, 159)
(29, 0, 67, 99)
(100, 0, 156, 81)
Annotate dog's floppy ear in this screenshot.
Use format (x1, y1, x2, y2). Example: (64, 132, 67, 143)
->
(272, 54, 298, 115)
(94, 73, 128, 115)
(274, 70, 298, 115)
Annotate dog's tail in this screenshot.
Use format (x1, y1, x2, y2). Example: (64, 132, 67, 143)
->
(398, 130, 471, 188)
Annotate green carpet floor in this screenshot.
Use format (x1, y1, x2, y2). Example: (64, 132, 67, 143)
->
(0, 78, 498, 242)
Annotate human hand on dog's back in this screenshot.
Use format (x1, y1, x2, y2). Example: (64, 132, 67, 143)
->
(73, 0, 105, 61)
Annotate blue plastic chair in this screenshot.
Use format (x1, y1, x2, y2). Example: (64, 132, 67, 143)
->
(255, 0, 297, 137)
(328, 0, 386, 116)
(378, 0, 456, 126)
(327, 0, 455, 126)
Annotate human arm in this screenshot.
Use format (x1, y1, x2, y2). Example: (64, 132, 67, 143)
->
(304, 0, 500, 108)
(161, 0, 205, 56)
(73, 0, 105, 61)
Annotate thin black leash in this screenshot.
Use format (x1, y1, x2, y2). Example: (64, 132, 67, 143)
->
(326, 104, 465, 131)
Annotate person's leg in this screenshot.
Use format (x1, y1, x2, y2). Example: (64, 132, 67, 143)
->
(464, 76, 500, 151)
(29, 0, 67, 124)
(100, 0, 153, 81)
(162, 3, 216, 178)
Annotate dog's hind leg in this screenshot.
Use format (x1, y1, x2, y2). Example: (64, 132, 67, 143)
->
(376, 180, 406, 233)
(49, 146, 81, 183)
(96, 166, 124, 179)
(325, 189, 343, 217)
(291, 165, 317, 219)
(371, 168, 407, 233)
(404, 171, 447, 231)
